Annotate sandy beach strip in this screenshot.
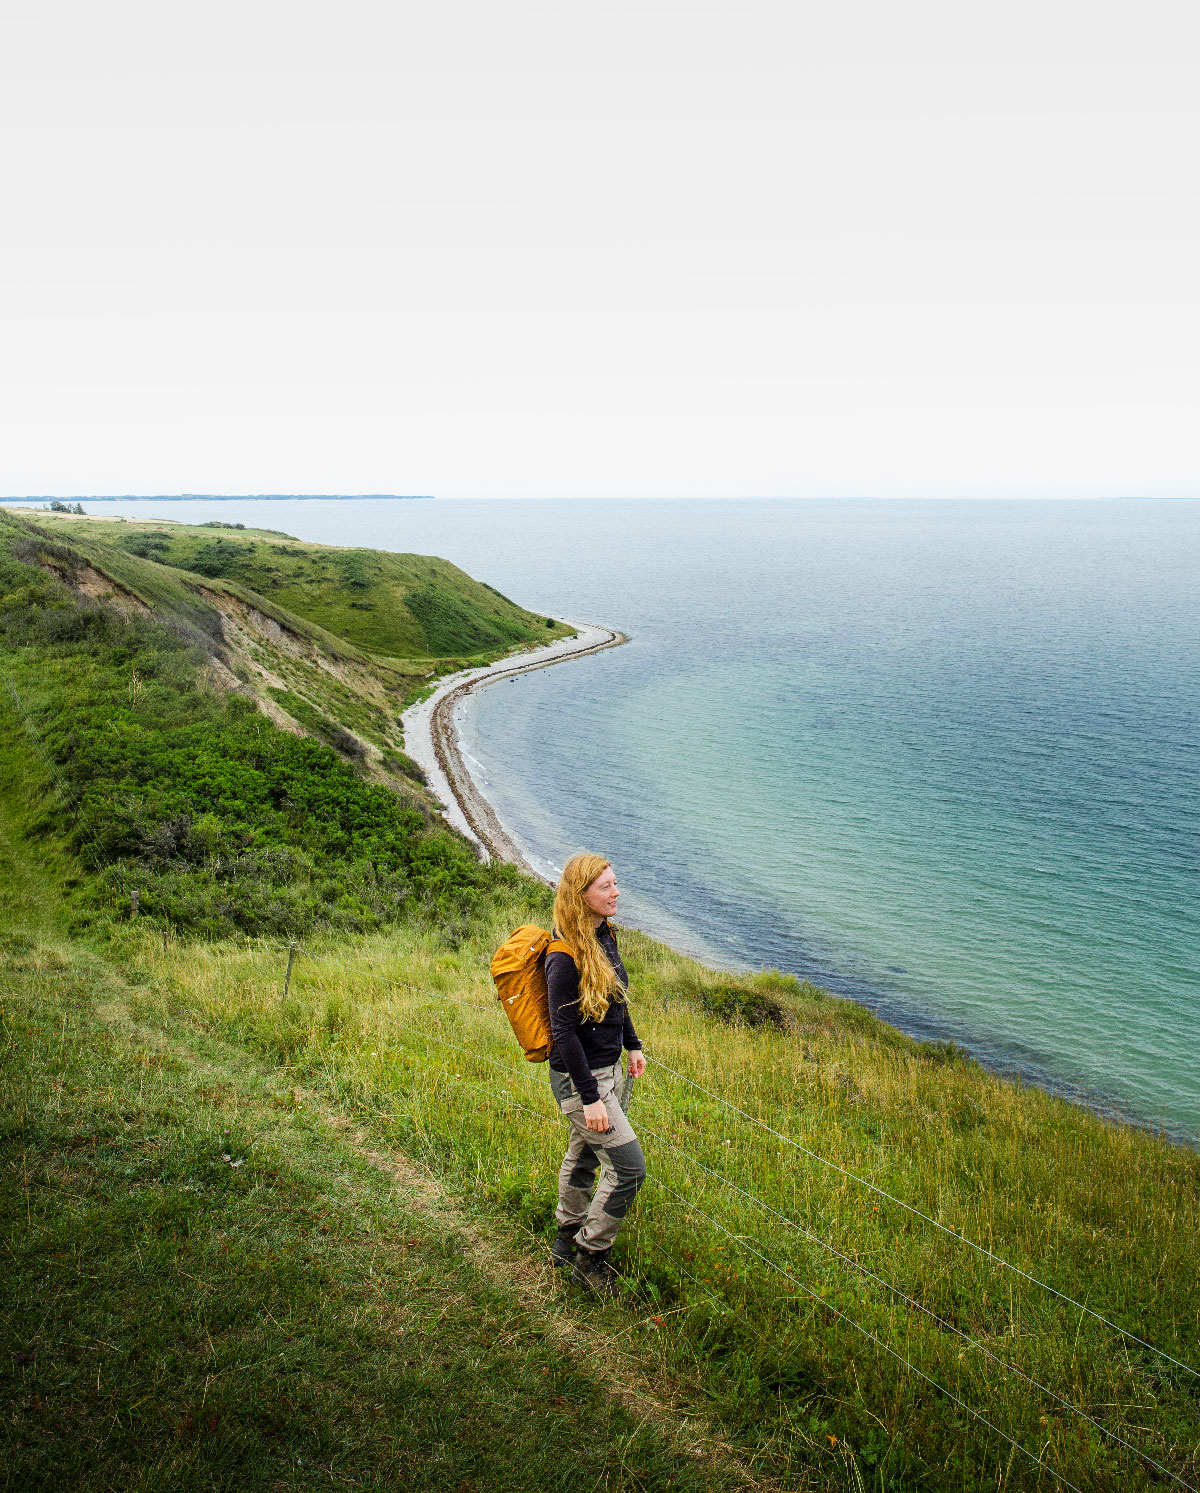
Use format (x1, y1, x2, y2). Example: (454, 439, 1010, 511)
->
(400, 621, 627, 873)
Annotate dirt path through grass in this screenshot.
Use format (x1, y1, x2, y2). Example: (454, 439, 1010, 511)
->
(102, 995, 763, 1479)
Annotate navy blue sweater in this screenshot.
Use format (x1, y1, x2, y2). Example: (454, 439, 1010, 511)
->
(546, 921, 641, 1105)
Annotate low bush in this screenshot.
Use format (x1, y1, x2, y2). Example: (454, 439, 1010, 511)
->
(118, 531, 171, 558)
(266, 687, 367, 759)
(669, 969, 798, 1029)
(381, 747, 429, 785)
(699, 981, 788, 1029)
(178, 537, 243, 577)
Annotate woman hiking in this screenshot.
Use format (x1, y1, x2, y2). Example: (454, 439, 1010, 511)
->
(546, 853, 647, 1297)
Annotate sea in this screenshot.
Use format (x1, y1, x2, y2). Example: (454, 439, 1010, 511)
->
(11, 496, 1197, 1143)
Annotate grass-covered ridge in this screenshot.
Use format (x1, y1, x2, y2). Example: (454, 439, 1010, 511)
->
(29, 508, 569, 660)
(1, 507, 1198, 1492)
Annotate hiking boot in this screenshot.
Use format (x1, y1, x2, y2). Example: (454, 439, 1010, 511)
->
(550, 1224, 580, 1269)
(571, 1245, 622, 1298)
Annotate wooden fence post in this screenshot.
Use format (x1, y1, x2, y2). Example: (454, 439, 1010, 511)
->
(619, 1063, 636, 1113)
(283, 940, 297, 999)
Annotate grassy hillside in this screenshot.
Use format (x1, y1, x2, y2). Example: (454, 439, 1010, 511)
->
(29, 509, 568, 661)
(2, 508, 1198, 1492)
(2, 508, 574, 823)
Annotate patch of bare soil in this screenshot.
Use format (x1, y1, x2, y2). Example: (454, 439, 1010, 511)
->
(35, 555, 154, 618)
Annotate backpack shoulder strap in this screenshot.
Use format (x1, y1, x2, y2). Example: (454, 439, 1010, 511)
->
(546, 936, 575, 959)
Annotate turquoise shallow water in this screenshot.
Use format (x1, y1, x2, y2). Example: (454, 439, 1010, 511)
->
(17, 497, 1198, 1141)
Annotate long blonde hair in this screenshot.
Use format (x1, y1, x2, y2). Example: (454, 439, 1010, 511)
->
(553, 852, 626, 1024)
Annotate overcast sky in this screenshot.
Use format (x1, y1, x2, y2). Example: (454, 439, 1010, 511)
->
(2, 0, 1197, 499)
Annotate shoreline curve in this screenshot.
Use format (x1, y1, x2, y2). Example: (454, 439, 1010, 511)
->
(400, 621, 627, 876)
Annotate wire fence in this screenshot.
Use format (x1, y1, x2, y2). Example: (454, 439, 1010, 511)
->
(5, 677, 1196, 1490)
(284, 943, 1200, 1374)
(647, 1054, 1200, 1381)
(396, 1046, 1097, 1493)
(226, 936, 1196, 1493)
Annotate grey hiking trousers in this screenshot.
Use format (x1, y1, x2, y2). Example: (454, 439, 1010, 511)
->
(550, 1060, 646, 1253)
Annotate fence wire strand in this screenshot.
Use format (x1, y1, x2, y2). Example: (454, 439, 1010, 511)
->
(646, 1053, 1200, 1383)
(651, 1177, 1088, 1493)
(632, 1119, 1195, 1489)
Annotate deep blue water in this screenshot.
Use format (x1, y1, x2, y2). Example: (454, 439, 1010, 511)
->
(13, 497, 1197, 1140)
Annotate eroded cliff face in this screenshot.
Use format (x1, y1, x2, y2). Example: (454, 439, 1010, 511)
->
(15, 518, 431, 802)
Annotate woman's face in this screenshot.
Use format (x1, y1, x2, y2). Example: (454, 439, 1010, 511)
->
(583, 865, 619, 921)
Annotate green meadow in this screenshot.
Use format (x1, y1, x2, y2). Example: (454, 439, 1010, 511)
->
(2, 509, 1197, 1491)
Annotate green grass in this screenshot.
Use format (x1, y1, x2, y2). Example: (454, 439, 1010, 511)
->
(0, 935, 739, 1492)
(0, 684, 744, 1491)
(109, 917, 1198, 1493)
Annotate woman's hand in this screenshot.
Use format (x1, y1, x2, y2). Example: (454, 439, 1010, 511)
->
(626, 1050, 646, 1079)
(583, 1100, 611, 1133)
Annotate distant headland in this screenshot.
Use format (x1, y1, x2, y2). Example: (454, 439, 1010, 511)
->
(0, 493, 434, 503)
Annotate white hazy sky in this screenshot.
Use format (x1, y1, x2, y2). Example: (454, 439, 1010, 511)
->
(2, 0, 1197, 499)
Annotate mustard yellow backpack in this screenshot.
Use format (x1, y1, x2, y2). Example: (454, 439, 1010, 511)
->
(490, 925, 574, 1062)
